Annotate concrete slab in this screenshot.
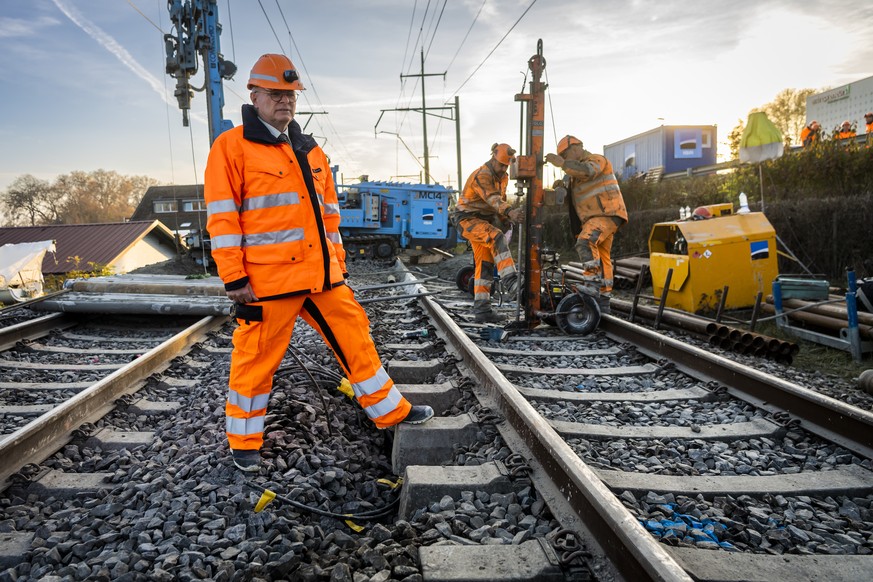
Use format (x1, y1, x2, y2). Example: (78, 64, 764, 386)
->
(388, 359, 445, 384)
(397, 382, 462, 413)
(550, 417, 781, 441)
(385, 342, 434, 351)
(517, 385, 711, 403)
(399, 462, 520, 519)
(28, 470, 113, 499)
(497, 363, 657, 376)
(84, 428, 155, 451)
(128, 399, 181, 415)
(668, 546, 873, 582)
(0, 531, 33, 569)
(392, 414, 479, 474)
(596, 463, 873, 497)
(419, 539, 564, 582)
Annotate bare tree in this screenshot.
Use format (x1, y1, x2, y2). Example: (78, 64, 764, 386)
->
(758, 88, 817, 146)
(55, 170, 157, 224)
(0, 175, 63, 226)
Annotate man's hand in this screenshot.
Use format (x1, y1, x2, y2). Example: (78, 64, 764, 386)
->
(226, 282, 258, 304)
(545, 153, 564, 167)
(507, 207, 525, 223)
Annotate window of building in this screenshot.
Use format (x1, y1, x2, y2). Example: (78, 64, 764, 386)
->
(153, 200, 178, 213)
(182, 199, 206, 212)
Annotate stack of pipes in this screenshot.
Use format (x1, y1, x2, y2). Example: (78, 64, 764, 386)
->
(610, 298, 798, 365)
(761, 295, 873, 341)
(561, 259, 650, 291)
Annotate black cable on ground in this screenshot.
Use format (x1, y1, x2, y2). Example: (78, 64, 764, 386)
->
(246, 481, 400, 522)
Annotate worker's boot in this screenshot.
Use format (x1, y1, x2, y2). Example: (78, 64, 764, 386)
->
(501, 272, 520, 296)
(474, 309, 505, 323)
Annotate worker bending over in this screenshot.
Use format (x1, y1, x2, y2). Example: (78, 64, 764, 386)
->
(205, 53, 433, 472)
(546, 135, 628, 312)
(451, 143, 523, 323)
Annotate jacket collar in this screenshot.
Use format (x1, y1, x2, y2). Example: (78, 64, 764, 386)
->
(241, 104, 317, 154)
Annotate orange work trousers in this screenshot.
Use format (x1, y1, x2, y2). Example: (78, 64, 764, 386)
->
(575, 216, 621, 293)
(226, 284, 411, 450)
(458, 217, 516, 313)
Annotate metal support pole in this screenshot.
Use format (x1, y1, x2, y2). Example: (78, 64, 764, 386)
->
(629, 265, 647, 324)
(749, 291, 763, 332)
(715, 285, 729, 323)
(846, 268, 863, 362)
(455, 96, 462, 191)
(419, 49, 430, 184)
(654, 268, 673, 330)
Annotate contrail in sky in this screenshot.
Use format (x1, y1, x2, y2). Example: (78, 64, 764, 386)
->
(50, 0, 177, 111)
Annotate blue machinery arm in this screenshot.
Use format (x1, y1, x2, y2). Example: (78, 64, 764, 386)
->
(164, 0, 236, 145)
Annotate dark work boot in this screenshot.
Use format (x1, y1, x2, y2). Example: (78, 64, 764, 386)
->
(474, 310, 505, 323)
(597, 294, 612, 315)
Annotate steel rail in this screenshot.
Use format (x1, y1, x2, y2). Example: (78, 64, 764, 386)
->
(0, 315, 228, 491)
(417, 290, 692, 582)
(0, 312, 78, 351)
(599, 315, 873, 460)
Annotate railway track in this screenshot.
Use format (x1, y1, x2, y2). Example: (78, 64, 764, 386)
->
(0, 260, 869, 581)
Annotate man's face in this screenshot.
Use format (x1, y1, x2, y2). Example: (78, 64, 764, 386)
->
(251, 88, 296, 131)
(562, 144, 586, 161)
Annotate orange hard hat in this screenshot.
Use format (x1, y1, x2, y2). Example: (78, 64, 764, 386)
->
(491, 143, 516, 165)
(247, 54, 305, 90)
(557, 135, 583, 155)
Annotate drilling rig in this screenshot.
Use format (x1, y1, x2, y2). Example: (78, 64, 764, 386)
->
(510, 40, 603, 335)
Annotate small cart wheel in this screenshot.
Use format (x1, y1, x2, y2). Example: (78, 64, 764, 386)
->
(555, 293, 601, 335)
(455, 265, 475, 294)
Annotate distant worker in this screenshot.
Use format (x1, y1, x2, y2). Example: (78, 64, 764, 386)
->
(546, 135, 628, 310)
(800, 120, 821, 147)
(865, 112, 873, 134)
(451, 143, 523, 323)
(838, 120, 856, 140)
(204, 53, 432, 472)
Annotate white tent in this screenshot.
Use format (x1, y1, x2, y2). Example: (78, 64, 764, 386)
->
(0, 240, 56, 304)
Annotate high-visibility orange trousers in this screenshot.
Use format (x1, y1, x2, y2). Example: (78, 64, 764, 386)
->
(458, 217, 516, 313)
(575, 216, 620, 293)
(225, 284, 411, 451)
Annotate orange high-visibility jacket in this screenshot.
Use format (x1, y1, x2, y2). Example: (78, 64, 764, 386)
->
(453, 163, 511, 222)
(867, 122, 873, 134)
(838, 129, 856, 140)
(800, 126, 819, 147)
(561, 154, 628, 224)
(205, 105, 347, 299)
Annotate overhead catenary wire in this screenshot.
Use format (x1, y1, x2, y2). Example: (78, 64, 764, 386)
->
(450, 0, 538, 98)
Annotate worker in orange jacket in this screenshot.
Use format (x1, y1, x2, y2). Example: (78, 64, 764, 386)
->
(800, 120, 821, 147)
(451, 143, 523, 322)
(865, 113, 873, 135)
(546, 135, 628, 305)
(204, 53, 432, 472)
(838, 120, 856, 140)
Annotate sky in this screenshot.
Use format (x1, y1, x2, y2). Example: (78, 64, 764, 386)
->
(1, 0, 872, 198)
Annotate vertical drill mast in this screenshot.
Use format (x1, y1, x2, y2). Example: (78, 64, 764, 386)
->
(512, 40, 548, 327)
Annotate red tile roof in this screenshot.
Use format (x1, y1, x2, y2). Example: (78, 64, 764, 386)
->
(0, 221, 177, 274)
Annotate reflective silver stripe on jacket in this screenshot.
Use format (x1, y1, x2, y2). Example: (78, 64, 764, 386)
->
(351, 367, 403, 419)
(362, 386, 404, 419)
(326, 232, 343, 244)
(241, 192, 300, 212)
(211, 233, 243, 249)
(242, 229, 305, 246)
(352, 367, 391, 397)
(207, 199, 239, 216)
(227, 390, 270, 412)
(322, 202, 340, 215)
(226, 415, 265, 436)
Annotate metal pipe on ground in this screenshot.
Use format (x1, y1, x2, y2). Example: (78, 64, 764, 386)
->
(759, 303, 873, 340)
(765, 295, 873, 327)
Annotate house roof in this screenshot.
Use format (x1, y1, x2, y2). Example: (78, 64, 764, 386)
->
(0, 221, 178, 274)
(130, 184, 207, 231)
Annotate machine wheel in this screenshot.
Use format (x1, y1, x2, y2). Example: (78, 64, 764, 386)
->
(456, 265, 475, 293)
(375, 240, 396, 260)
(555, 293, 601, 335)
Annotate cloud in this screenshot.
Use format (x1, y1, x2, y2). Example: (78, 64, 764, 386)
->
(0, 16, 60, 38)
(50, 0, 178, 111)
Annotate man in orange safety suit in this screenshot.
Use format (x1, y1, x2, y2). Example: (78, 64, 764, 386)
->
(838, 120, 856, 140)
(865, 113, 873, 135)
(204, 53, 433, 472)
(800, 120, 820, 147)
(451, 143, 523, 323)
(546, 135, 628, 313)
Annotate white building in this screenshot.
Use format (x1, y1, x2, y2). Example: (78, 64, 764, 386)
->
(806, 75, 873, 135)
